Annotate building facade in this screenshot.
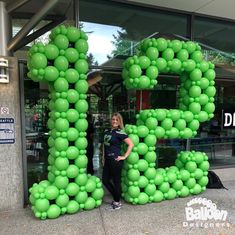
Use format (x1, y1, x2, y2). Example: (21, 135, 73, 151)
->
(1, 0, 235, 211)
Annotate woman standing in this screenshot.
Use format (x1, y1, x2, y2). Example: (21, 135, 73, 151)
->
(102, 113, 134, 210)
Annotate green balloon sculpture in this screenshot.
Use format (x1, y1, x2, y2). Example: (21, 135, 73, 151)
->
(121, 38, 215, 204)
(27, 25, 104, 219)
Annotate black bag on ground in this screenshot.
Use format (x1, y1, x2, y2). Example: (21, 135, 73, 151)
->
(206, 170, 228, 190)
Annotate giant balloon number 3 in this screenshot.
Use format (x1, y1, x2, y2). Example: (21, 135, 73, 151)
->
(28, 25, 104, 219)
(121, 38, 216, 204)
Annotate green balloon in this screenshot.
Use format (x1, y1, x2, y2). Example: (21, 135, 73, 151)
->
(191, 51, 203, 63)
(137, 159, 149, 172)
(144, 151, 156, 163)
(67, 109, 79, 123)
(138, 176, 149, 188)
(185, 178, 196, 189)
(67, 89, 79, 103)
(180, 186, 190, 197)
(167, 188, 177, 199)
(65, 48, 79, 63)
(137, 125, 149, 138)
(54, 56, 69, 71)
(199, 161, 210, 171)
(128, 185, 140, 198)
(67, 27, 80, 42)
(144, 184, 156, 196)
(146, 47, 159, 60)
(144, 168, 156, 180)
(180, 169, 190, 181)
(56, 194, 69, 207)
(137, 143, 148, 155)
(31, 53, 47, 69)
(66, 146, 79, 160)
(177, 49, 189, 61)
(145, 117, 158, 130)
(156, 38, 167, 51)
(129, 134, 139, 146)
(198, 176, 209, 187)
(189, 85, 201, 98)
(205, 86, 216, 97)
(203, 103, 215, 114)
(153, 190, 164, 202)
(205, 69, 216, 80)
(55, 118, 69, 132)
(190, 68, 202, 81)
(85, 179, 96, 192)
(154, 126, 165, 138)
(186, 41, 196, 53)
(127, 152, 139, 164)
(75, 155, 88, 168)
(138, 75, 151, 89)
(75, 59, 88, 74)
(156, 58, 167, 71)
(75, 100, 88, 113)
(67, 200, 79, 214)
(75, 191, 88, 203)
(154, 174, 164, 185)
(139, 56, 151, 69)
(92, 188, 104, 200)
(54, 34, 69, 49)
(75, 118, 88, 132)
(172, 180, 183, 191)
(146, 66, 158, 79)
(171, 40, 182, 53)
(54, 137, 69, 151)
(138, 192, 149, 204)
(44, 66, 59, 81)
(54, 77, 69, 92)
(55, 157, 69, 170)
(185, 161, 197, 173)
(129, 64, 142, 78)
(35, 198, 50, 212)
(84, 197, 96, 210)
(45, 186, 59, 200)
(75, 173, 88, 186)
(159, 182, 170, 193)
(66, 182, 79, 195)
(162, 48, 174, 61)
(65, 69, 79, 83)
(144, 134, 157, 147)
(47, 205, 61, 219)
(45, 44, 59, 60)
(161, 118, 173, 130)
(75, 80, 88, 94)
(75, 39, 88, 53)
(128, 169, 140, 181)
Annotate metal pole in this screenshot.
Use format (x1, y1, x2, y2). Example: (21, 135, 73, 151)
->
(7, 0, 59, 52)
(0, 1, 12, 56)
(6, 0, 30, 14)
(19, 62, 28, 206)
(74, 0, 79, 28)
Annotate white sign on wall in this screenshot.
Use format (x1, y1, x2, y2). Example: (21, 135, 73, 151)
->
(0, 118, 15, 144)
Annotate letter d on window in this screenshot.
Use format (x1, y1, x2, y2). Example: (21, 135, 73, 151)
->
(224, 113, 232, 127)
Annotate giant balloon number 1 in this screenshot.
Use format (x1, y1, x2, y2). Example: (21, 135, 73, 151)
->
(28, 25, 104, 219)
(28, 25, 216, 219)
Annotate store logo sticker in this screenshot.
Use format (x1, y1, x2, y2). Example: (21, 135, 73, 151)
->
(0, 107, 9, 115)
(182, 197, 231, 228)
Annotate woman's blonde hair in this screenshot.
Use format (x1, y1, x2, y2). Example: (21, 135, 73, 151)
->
(112, 112, 124, 129)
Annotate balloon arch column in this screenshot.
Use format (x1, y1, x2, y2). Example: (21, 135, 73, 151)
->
(27, 25, 215, 219)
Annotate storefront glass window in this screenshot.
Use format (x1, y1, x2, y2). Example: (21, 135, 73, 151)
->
(80, 0, 188, 66)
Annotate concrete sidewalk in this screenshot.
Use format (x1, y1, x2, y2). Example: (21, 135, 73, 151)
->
(0, 180, 235, 235)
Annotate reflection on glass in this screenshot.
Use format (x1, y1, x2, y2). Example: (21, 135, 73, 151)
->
(24, 71, 49, 189)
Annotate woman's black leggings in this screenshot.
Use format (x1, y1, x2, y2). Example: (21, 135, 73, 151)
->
(102, 158, 124, 202)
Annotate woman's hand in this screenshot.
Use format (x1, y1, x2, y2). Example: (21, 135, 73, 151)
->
(115, 156, 126, 161)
